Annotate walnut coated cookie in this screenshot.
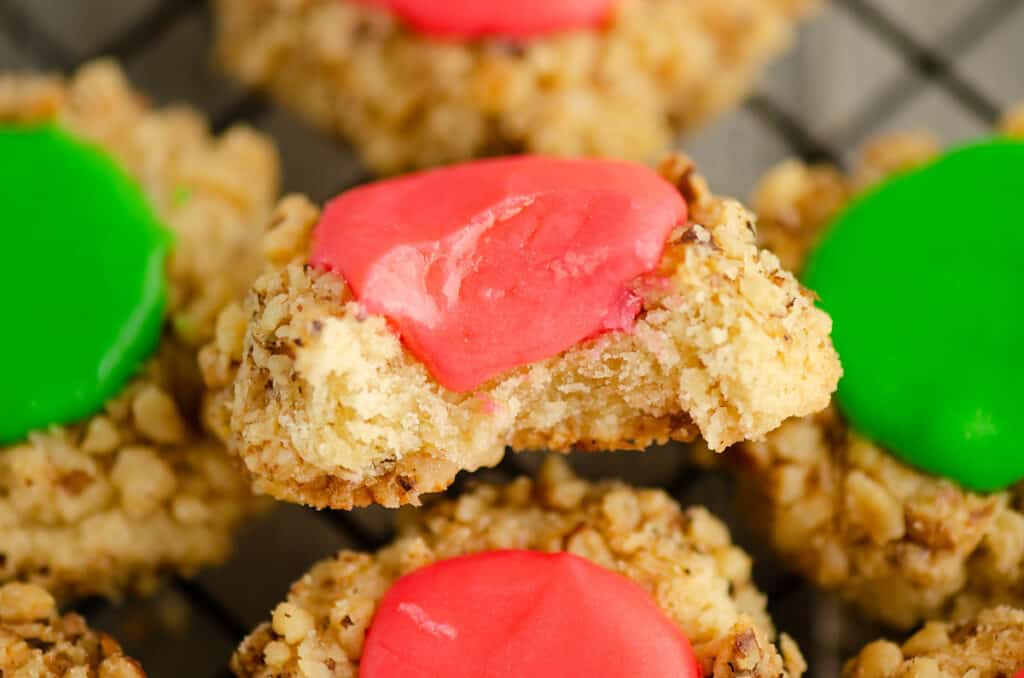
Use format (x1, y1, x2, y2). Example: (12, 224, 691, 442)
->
(201, 155, 840, 509)
(729, 109, 1024, 628)
(845, 607, 1024, 678)
(231, 457, 806, 678)
(0, 582, 145, 677)
(212, 0, 819, 174)
(0, 61, 278, 601)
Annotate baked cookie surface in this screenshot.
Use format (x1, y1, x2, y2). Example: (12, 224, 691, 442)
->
(201, 156, 840, 509)
(0, 61, 278, 601)
(845, 607, 1024, 678)
(0, 582, 144, 677)
(731, 108, 1024, 628)
(231, 457, 806, 678)
(212, 0, 818, 174)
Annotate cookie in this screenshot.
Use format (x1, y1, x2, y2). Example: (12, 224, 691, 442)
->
(212, 0, 818, 174)
(730, 108, 1024, 628)
(0, 61, 278, 601)
(230, 457, 807, 677)
(200, 154, 840, 509)
(845, 607, 1024, 678)
(0, 582, 144, 677)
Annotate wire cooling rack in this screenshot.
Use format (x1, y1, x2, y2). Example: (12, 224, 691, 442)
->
(1, 1, 1021, 675)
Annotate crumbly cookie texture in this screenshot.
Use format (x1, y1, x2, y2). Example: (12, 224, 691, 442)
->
(231, 457, 806, 678)
(0, 582, 145, 677)
(732, 114, 1024, 628)
(0, 61, 278, 601)
(213, 0, 818, 174)
(201, 156, 840, 509)
(845, 607, 1024, 678)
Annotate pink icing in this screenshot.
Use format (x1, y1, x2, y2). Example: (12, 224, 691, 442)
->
(310, 156, 686, 392)
(360, 550, 701, 678)
(351, 0, 614, 39)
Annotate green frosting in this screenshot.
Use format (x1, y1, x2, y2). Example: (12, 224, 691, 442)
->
(805, 139, 1024, 492)
(0, 125, 171, 443)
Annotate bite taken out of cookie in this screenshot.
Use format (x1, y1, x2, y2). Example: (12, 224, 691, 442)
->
(201, 154, 841, 509)
(231, 457, 806, 678)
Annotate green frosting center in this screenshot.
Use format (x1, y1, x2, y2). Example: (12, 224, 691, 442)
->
(805, 139, 1024, 492)
(0, 125, 171, 443)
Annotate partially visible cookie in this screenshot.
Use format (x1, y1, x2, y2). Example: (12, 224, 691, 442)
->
(202, 155, 840, 509)
(212, 0, 819, 174)
(0, 582, 144, 677)
(0, 61, 278, 601)
(845, 607, 1024, 678)
(730, 110, 1024, 628)
(231, 457, 806, 678)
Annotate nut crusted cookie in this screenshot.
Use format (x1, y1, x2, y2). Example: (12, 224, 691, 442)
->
(230, 457, 806, 678)
(0, 61, 278, 601)
(0, 582, 144, 677)
(212, 0, 818, 174)
(731, 111, 1024, 628)
(201, 157, 840, 509)
(845, 607, 1024, 678)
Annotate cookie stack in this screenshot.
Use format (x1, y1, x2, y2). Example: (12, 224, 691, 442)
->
(1, 3, 1022, 678)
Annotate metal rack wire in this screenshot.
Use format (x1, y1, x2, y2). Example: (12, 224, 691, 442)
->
(0, 1, 1019, 675)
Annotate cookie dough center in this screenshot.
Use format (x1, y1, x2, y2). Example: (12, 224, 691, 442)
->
(804, 139, 1024, 491)
(0, 125, 170, 443)
(360, 550, 700, 678)
(310, 156, 686, 391)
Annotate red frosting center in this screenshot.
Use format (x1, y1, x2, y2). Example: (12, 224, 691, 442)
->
(310, 156, 686, 392)
(360, 550, 700, 678)
(351, 0, 614, 39)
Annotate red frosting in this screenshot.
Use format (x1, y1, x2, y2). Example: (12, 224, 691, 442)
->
(352, 0, 613, 39)
(360, 550, 700, 678)
(1014, 669, 1024, 678)
(310, 156, 686, 392)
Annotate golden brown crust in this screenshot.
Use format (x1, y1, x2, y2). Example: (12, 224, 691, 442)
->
(201, 156, 840, 509)
(735, 409, 1024, 629)
(1001, 104, 1024, 137)
(212, 0, 818, 174)
(0, 582, 145, 677)
(231, 457, 805, 678)
(845, 607, 1024, 678)
(0, 61, 278, 601)
(731, 116, 1024, 628)
(750, 132, 943, 273)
